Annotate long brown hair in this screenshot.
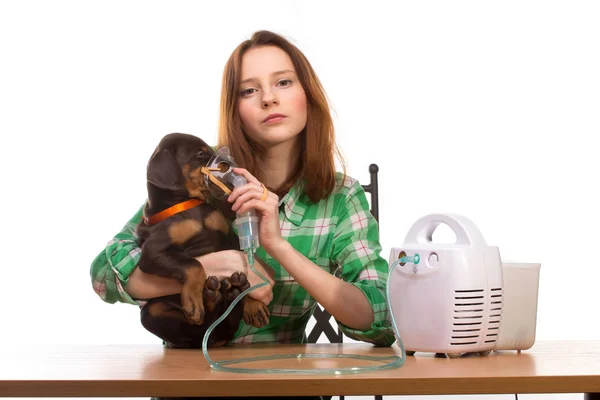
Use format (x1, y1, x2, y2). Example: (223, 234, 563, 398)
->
(217, 30, 346, 203)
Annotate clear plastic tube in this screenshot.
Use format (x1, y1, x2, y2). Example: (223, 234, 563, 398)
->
(199, 146, 407, 372)
(201, 250, 407, 374)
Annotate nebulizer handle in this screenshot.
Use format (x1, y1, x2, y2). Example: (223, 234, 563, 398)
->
(229, 174, 260, 265)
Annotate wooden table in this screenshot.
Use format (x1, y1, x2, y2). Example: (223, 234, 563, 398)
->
(1, 341, 599, 398)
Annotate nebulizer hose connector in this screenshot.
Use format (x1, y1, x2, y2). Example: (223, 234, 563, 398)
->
(200, 146, 406, 374)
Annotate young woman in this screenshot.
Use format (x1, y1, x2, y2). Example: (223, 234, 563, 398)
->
(90, 30, 394, 399)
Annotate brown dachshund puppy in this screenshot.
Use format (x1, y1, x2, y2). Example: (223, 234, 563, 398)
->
(136, 132, 270, 348)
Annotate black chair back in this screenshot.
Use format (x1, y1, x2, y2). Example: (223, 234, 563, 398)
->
(307, 164, 382, 400)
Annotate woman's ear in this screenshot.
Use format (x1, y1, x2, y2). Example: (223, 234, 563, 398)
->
(146, 148, 183, 190)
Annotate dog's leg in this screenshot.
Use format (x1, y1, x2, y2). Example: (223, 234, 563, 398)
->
(203, 276, 222, 313)
(218, 273, 246, 330)
(225, 272, 270, 329)
(194, 272, 250, 343)
(180, 265, 208, 325)
(140, 281, 230, 348)
(243, 298, 271, 328)
(138, 235, 208, 325)
(140, 296, 202, 348)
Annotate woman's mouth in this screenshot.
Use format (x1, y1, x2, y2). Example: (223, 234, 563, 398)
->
(263, 113, 286, 124)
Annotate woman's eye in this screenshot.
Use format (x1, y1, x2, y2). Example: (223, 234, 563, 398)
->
(240, 88, 257, 96)
(277, 79, 292, 87)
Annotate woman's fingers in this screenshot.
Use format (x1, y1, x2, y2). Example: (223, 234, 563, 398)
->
(231, 186, 275, 212)
(224, 168, 283, 254)
(227, 171, 278, 212)
(228, 181, 263, 202)
(232, 167, 260, 185)
(195, 250, 247, 278)
(236, 198, 276, 216)
(245, 280, 274, 304)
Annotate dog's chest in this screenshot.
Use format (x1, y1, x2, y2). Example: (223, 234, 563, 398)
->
(167, 208, 235, 256)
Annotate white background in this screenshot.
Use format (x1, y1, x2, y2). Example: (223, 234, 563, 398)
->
(1, 1, 599, 399)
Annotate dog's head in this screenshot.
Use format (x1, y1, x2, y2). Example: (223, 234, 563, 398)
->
(146, 133, 216, 201)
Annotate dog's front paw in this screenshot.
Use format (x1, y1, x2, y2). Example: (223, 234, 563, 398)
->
(227, 271, 250, 303)
(229, 271, 270, 327)
(203, 276, 222, 313)
(181, 278, 206, 325)
(243, 298, 270, 328)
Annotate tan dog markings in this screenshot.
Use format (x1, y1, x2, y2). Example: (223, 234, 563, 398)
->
(243, 298, 270, 328)
(205, 210, 229, 234)
(183, 164, 206, 199)
(185, 265, 207, 282)
(182, 265, 207, 324)
(168, 220, 202, 245)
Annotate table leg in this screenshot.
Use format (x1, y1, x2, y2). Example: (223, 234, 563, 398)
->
(584, 394, 600, 400)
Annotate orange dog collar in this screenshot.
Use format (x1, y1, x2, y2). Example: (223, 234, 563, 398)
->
(142, 199, 204, 226)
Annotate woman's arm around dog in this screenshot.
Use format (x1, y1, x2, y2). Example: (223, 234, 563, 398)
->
(90, 205, 274, 305)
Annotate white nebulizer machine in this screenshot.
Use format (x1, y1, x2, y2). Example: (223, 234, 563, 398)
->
(198, 147, 407, 374)
(387, 213, 541, 358)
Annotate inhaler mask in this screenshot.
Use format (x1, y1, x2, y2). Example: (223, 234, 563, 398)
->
(201, 146, 259, 252)
(203, 146, 247, 200)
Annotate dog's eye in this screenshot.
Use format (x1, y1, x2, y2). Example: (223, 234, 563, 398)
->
(195, 151, 205, 158)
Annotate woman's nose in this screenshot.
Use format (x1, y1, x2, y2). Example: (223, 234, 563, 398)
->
(261, 90, 278, 108)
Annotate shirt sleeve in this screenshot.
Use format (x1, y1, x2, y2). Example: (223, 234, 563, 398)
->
(89, 205, 145, 306)
(330, 181, 396, 347)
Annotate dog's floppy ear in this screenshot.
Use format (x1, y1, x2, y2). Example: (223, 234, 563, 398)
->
(147, 148, 183, 190)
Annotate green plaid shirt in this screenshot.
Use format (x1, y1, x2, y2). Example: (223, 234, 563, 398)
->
(90, 173, 395, 346)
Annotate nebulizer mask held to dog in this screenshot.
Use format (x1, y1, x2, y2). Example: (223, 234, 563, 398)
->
(201, 147, 260, 264)
(198, 147, 406, 374)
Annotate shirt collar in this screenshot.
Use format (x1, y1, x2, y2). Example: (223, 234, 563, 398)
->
(279, 179, 308, 226)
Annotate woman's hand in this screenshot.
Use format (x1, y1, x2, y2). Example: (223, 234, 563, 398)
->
(125, 250, 246, 300)
(195, 250, 248, 280)
(244, 256, 275, 305)
(227, 167, 287, 256)
(196, 249, 274, 306)
(126, 267, 182, 300)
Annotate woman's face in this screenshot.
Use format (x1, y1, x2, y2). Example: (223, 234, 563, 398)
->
(237, 45, 308, 149)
